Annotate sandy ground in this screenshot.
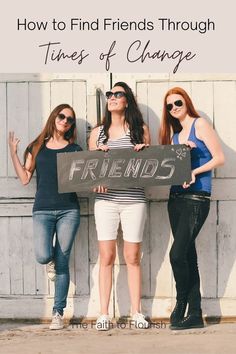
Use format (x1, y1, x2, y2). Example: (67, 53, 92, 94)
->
(0, 321, 235, 354)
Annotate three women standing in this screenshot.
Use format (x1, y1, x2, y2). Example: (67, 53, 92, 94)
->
(8, 85, 225, 331)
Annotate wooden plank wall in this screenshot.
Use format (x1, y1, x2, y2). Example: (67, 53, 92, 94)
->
(0, 74, 235, 319)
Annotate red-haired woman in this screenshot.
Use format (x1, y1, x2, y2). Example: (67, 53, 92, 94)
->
(159, 87, 224, 330)
(9, 104, 82, 330)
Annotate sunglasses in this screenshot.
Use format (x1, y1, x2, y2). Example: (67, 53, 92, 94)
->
(166, 100, 183, 112)
(57, 113, 75, 125)
(105, 91, 126, 99)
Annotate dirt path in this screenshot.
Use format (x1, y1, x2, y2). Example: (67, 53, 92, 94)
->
(0, 322, 235, 354)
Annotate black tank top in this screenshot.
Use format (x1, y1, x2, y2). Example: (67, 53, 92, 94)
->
(33, 143, 82, 212)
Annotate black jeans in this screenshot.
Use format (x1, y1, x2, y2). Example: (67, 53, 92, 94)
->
(168, 192, 210, 314)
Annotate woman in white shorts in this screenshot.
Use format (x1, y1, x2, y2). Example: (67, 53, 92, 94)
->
(89, 82, 150, 330)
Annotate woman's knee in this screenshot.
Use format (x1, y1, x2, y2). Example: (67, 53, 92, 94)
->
(99, 250, 116, 266)
(35, 253, 52, 264)
(124, 251, 140, 266)
(169, 248, 185, 267)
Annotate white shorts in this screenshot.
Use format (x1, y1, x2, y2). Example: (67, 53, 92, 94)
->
(94, 200, 147, 243)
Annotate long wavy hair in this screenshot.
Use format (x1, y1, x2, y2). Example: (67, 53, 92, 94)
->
(100, 82, 145, 144)
(24, 103, 77, 172)
(159, 87, 200, 145)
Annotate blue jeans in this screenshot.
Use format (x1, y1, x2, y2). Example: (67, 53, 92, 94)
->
(168, 192, 210, 314)
(33, 209, 80, 315)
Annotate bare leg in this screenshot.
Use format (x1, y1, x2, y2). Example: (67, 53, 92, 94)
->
(98, 240, 116, 315)
(123, 241, 142, 314)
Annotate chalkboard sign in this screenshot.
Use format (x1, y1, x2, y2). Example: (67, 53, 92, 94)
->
(57, 145, 191, 193)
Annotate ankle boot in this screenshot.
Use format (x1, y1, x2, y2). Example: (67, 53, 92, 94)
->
(170, 301, 187, 326)
(170, 310, 204, 330)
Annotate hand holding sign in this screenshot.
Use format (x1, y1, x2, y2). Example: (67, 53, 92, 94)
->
(97, 144, 109, 152)
(133, 143, 149, 151)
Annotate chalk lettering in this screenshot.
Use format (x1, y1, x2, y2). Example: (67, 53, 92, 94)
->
(81, 159, 98, 180)
(99, 158, 110, 178)
(155, 158, 175, 179)
(124, 159, 142, 178)
(57, 146, 191, 192)
(108, 159, 125, 177)
(140, 159, 159, 178)
(69, 160, 85, 180)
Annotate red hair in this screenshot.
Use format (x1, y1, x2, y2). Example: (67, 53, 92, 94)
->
(159, 87, 200, 145)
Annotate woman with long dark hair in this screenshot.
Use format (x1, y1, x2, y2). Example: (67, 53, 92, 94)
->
(9, 104, 82, 330)
(89, 82, 150, 330)
(159, 87, 224, 330)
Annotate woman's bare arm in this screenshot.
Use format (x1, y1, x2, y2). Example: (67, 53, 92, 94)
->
(8, 132, 33, 185)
